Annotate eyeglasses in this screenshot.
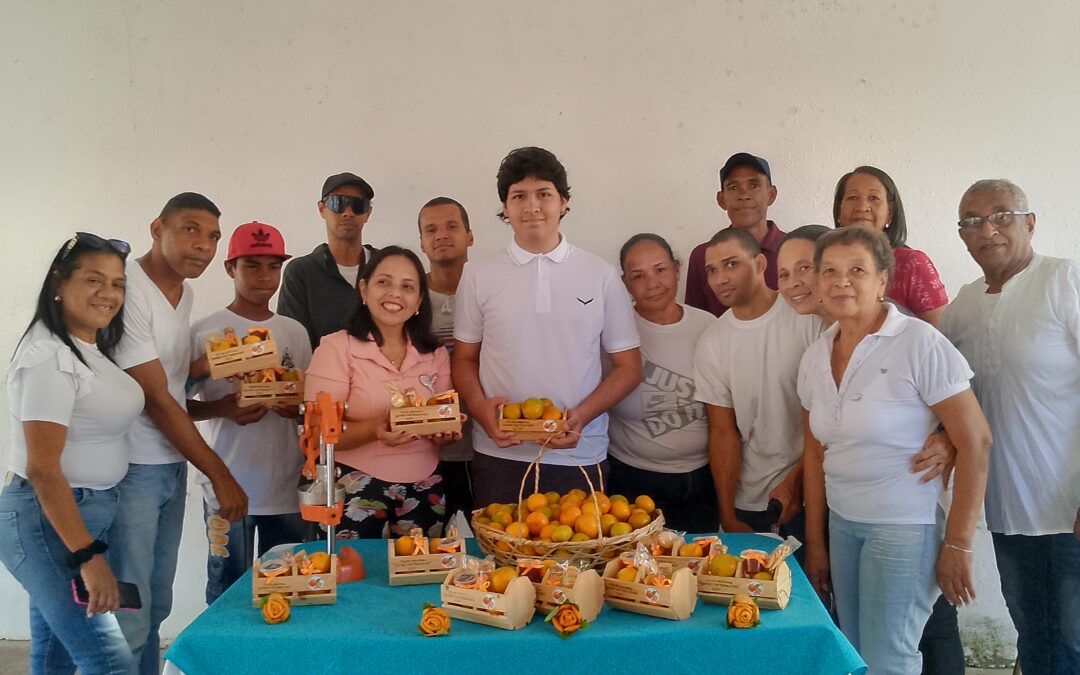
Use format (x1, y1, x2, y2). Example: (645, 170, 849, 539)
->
(60, 232, 132, 262)
(323, 194, 370, 215)
(957, 210, 1031, 232)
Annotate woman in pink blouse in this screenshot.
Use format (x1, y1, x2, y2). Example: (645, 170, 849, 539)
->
(833, 166, 949, 326)
(305, 246, 461, 538)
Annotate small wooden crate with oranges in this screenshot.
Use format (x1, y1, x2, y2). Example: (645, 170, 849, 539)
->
(386, 530, 466, 586)
(529, 562, 604, 622)
(388, 391, 462, 436)
(440, 567, 537, 630)
(251, 550, 337, 607)
(206, 327, 280, 380)
(650, 532, 716, 575)
(235, 368, 304, 407)
(497, 397, 566, 441)
(602, 555, 697, 620)
(696, 542, 794, 610)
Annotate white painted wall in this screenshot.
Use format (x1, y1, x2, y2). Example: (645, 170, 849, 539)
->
(3, 0, 1078, 663)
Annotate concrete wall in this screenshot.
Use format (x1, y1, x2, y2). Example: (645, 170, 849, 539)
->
(4, 0, 1079, 664)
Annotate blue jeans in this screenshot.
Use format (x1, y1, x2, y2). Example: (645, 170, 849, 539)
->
(829, 512, 938, 675)
(204, 503, 307, 604)
(106, 463, 186, 675)
(0, 475, 132, 675)
(992, 531, 1080, 675)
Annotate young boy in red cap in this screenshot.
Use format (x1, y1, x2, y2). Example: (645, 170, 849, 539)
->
(188, 221, 312, 603)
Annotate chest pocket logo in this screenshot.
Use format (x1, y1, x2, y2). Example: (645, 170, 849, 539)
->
(576, 297, 594, 307)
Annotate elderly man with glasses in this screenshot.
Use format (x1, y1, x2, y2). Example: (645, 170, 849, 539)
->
(939, 179, 1080, 675)
(278, 172, 379, 349)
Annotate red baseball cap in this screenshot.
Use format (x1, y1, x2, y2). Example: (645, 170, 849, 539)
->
(226, 221, 291, 262)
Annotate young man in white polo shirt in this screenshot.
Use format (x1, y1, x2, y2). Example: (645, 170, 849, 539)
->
(107, 193, 247, 675)
(693, 228, 823, 541)
(452, 147, 641, 506)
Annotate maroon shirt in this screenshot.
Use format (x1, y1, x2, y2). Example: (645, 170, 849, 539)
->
(684, 221, 786, 317)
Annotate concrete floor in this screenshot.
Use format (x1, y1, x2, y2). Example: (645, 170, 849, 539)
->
(0, 640, 1014, 674)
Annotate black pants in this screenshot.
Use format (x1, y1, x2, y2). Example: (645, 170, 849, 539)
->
(438, 459, 474, 530)
(919, 594, 965, 674)
(607, 456, 718, 534)
(470, 452, 609, 507)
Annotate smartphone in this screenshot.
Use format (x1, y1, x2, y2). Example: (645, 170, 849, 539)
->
(71, 576, 142, 610)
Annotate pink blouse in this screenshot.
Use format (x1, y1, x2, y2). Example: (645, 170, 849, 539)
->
(888, 246, 948, 315)
(304, 330, 450, 484)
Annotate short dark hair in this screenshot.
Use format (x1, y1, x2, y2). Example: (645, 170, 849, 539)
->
(707, 227, 761, 257)
(347, 246, 439, 354)
(618, 233, 678, 272)
(159, 192, 221, 221)
(17, 235, 130, 367)
(778, 225, 832, 256)
(418, 197, 471, 232)
(496, 147, 571, 203)
(832, 166, 907, 248)
(814, 226, 895, 284)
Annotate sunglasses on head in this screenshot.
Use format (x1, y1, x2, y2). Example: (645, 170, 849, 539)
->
(60, 232, 132, 262)
(323, 194, 370, 215)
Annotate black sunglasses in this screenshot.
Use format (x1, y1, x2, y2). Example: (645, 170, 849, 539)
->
(60, 232, 132, 262)
(323, 194, 370, 215)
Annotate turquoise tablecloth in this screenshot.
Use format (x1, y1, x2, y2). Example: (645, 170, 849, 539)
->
(165, 533, 865, 674)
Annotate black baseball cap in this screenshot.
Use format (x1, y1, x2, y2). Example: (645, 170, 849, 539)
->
(719, 153, 771, 184)
(321, 172, 374, 200)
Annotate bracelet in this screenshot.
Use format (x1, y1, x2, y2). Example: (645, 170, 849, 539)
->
(943, 542, 973, 554)
(66, 540, 108, 569)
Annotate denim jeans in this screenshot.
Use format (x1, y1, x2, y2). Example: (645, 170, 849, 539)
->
(106, 463, 187, 675)
(0, 475, 132, 675)
(204, 503, 307, 604)
(608, 456, 718, 534)
(829, 511, 938, 675)
(992, 531, 1080, 675)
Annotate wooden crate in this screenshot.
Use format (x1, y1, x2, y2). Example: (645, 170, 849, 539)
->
(251, 554, 337, 606)
(386, 539, 465, 586)
(533, 566, 604, 622)
(206, 335, 280, 380)
(601, 559, 697, 620)
(497, 404, 567, 441)
(697, 560, 792, 610)
(236, 373, 304, 407)
(649, 533, 709, 575)
(439, 568, 536, 630)
(389, 393, 462, 436)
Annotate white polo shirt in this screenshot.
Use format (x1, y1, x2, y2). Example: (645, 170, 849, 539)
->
(939, 254, 1080, 535)
(694, 296, 824, 511)
(798, 304, 973, 525)
(113, 260, 194, 464)
(454, 236, 639, 465)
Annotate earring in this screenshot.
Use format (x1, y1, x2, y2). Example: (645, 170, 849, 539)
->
(54, 295, 61, 302)
(414, 310, 420, 317)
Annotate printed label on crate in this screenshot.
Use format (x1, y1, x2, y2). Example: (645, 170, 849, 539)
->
(482, 593, 496, 610)
(552, 588, 567, 604)
(440, 555, 456, 569)
(249, 342, 267, 355)
(542, 420, 557, 432)
(308, 575, 325, 591)
(437, 405, 453, 418)
(282, 383, 297, 394)
(644, 586, 660, 604)
(746, 581, 763, 596)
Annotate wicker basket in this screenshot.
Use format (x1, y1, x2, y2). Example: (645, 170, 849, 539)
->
(472, 443, 665, 570)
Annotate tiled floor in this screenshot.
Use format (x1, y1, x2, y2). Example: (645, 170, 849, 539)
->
(0, 640, 1015, 674)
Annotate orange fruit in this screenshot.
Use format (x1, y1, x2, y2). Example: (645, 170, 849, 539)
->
(521, 545, 537, 556)
(753, 571, 773, 581)
(505, 521, 530, 539)
(627, 509, 652, 530)
(548, 503, 561, 519)
(558, 505, 581, 527)
(525, 492, 548, 512)
(495, 540, 512, 552)
(609, 500, 632, 522)
(307, 552, 331, 573)
(580, 500, 600, 516)
(538, 524, 557, 541)
(567, 488, 587, 501)
(709, 554, 739, 577)
(599, 513, 617, 536)
(541, 406, 562, 420)
(593, 493, 611, 514)
(616, 566, 639, 583)
(487, 521, 505, 532)
(575, 514, 600, 539)
(634, 495, 656, 514)
(570, 532, 591, 542)
(609, 521, 632, 537)
(540, 397, 553, 407)
(521, 398, 544, 420)
(490, 567, 517, 593)
(502, 402, 522, 420)
(551, 524, 573, 543)
(491, 510, 513, 528)
(525, 511, 549, 536)
(394, 535, 414, 557)
(544, 491, 560, 504)
(484, 503, 504, 517)
(678, 543, 705, 557)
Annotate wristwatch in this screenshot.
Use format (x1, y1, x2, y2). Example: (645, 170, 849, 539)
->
(66, 540, 108, 569)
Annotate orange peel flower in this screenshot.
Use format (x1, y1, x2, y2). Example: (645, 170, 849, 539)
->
(727, 593, 760, 629)
(417, 602, 451, 637)
(260, 592, 291, 624)
(545, 600, 588, 639)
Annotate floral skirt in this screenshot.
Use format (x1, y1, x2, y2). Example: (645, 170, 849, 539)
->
(335, 468, 445, 539)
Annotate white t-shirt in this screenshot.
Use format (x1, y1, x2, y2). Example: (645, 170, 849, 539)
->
(454, 237, 640, 465)
(608, 305, 716, 474)
(694, 296, 824, 510)
(189, 310, 312, 515)
(113, 260, 194, 464)
(798, 304, 973, 525)
(7, 323, 144, 489)
(337, 264, 359, 288)
(939, 254, 1080, 535)
(427, 288, 473, 463)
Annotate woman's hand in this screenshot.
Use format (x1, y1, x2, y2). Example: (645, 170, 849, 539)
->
(936, 543, 976, 606)
(80, 555, 120, 615)
(428, 414, 468, 446)
(375, 421, 417, 447)
(804, 543, 832, 603)
(911, 430, 956, 487)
